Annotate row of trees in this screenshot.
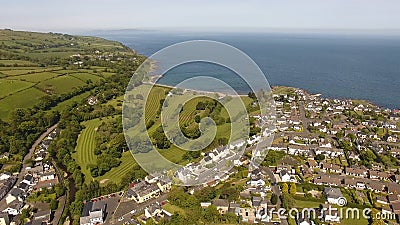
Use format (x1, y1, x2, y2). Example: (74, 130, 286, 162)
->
(0, 108, 60, 157)
(89, 117, 128, 177)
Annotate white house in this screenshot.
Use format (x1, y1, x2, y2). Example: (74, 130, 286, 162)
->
(2, 200, 23, 216)
(324, 187, 344, 205)
(80, 201, 106, 225)
(279, 170, 296, 183)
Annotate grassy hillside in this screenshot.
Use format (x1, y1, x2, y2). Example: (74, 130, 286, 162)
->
(0, 29, 137, 120)
(72, 119, 104, 182)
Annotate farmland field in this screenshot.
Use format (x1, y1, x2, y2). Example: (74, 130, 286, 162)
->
(36, 75, 86, 94)
(6, 71, 61, 82)
(0, 59, 37, 66)
(0, 69, 105, 120)
(0, 79, 34, 98)
(69, 72, 104, 83)
(0, 87, 46, 119)
(0, 69, 45, 76)
(51, 91, 92, 112)
(0, 29, 137, 121)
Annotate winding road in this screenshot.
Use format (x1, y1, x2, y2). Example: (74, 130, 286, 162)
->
(0, 123, 58, 210)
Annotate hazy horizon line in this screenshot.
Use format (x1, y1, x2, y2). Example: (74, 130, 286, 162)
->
(3, 26, 400, 36)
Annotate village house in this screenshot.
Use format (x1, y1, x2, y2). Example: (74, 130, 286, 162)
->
(391, 174, 400, 183)
(248, 173, 265, 187)
(87, 96, 98, 105)
(345, 167, 367, 178)
(5, 188, 25, 204)
(324, 187, 344, 205)
(126, 180, 161, 203)
(366, 181, 385, 193)
(387, 182, 400, 195)
(2, 199, 24, 216)
(385, 134, 398, 143)
(388, 194, 400, 204)
(142, 204, 172, 224)
(287, 145, 311, 156)
(313, 175, 341, 187)
(390, 148, 400, 158)
(32, 210, 52, 225)
(391, 202, 400, 215)
(212, 199, 229, 214)
(306, 159, 318, 169)
(238, 207, 256, 223)
(0, 153, 9, 160)
(348, 151, 360, 161)
(376, 195, 389, 205)
(0, 174, 16, 201)
(314, 147, 344, 158)
(369, 171, 390, 180)
(343, 178, 365, 190)
(80, 201, 106, 225)
(279, 170, 296, 183)
(320, 163, 342, 174)
(21, 174, 35, 186)
(253, 197, 269, 222)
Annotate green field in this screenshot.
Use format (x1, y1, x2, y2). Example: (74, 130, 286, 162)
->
(144, 85, 168, 122)
(0, 59, 37, 66)
(0, 29, 135, 121)
(95, 151, 138, 184)
(36, 75, 86, 94)
(0, 79, 34, 98)
(73, 118, 139, 184)
(0, 68, 101, 121)
(51, 91, 92, 112)
(0, 88, 46, 119)
(73, 119, 103, 182)
(6, 71, 61, 82)
(69, 72, 104, 83)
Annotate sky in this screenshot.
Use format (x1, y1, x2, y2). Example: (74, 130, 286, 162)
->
(1, 0, 400, 33)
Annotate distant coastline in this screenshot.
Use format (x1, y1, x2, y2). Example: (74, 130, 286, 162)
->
(96, 31, 400, 109)
(146, 76, 393, 110)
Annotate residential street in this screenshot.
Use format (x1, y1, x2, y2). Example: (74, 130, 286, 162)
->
(0, 123, 58, 211)
(263, 166, 288, 225)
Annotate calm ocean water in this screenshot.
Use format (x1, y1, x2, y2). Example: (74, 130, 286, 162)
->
(88, 30, 400, 109)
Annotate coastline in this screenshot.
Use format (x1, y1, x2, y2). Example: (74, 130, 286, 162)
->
(145, 76, 249, 98)
(145, 78, 396, 110)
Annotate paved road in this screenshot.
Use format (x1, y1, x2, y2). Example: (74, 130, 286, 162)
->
(263, 166, 288, 225)
(0, 123, 58, 210)
(298, 101, 310, 135)
(22, 123, 59, 175)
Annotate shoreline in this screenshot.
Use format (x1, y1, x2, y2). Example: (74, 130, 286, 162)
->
(145, 77, 397, 110)
(145, 76, 249, 98)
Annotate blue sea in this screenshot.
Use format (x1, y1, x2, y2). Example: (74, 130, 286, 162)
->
(86, 30, 400, 109)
